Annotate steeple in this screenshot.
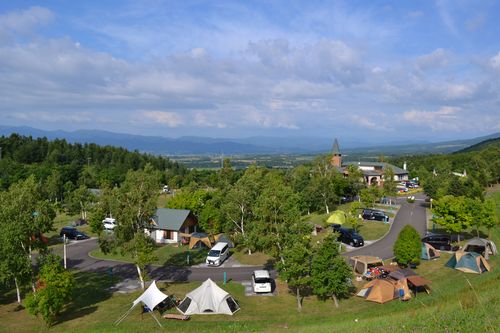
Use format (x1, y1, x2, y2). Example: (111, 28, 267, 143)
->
(331, 138, 342, 167)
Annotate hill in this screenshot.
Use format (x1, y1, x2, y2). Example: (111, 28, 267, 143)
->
(454, 137, 500, 153)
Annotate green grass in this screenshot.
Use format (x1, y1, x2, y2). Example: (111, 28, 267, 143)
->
(232, 250, 274, 266)
(90, 244, 207, 267)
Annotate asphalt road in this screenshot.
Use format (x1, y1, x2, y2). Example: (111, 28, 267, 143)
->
(62, 238, 260, 282)
(344, 193, 428, 260)
(62, 192, 428, 281)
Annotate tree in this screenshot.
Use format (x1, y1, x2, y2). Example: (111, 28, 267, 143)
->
(96, 164, 161, 289)
(66, 185, 95, 220)
(221, 166, 265, 254)
(470, 198, 497, 238)
(25, 253, 74, 327)
(432, 195, 473, 240)
(310, 234, 353, 308)
(0, 176, 55, 294)
(277, 242, 311, 311)
(308, 156, 340, 214)
(393, 225, 421, 267)
(360, 188, 375, 208)
(347, 201, 362, 232)
(382, 167, 396, 201)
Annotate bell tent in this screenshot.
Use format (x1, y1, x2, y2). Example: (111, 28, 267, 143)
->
(446, 251, 491, 274)
(177, 278, 240, 315)
(115, 281, 168, 327)
(421, 242, 440, 260)
(463, 238, 497, 259)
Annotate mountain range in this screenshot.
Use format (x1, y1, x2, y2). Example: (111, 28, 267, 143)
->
(0, 126, 498, 156)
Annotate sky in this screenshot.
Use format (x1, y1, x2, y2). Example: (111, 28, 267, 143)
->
(0, 0, 499, 142)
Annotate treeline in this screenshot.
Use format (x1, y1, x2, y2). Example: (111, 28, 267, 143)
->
(391, 145, 500, 199)
(0, 133, 188, 190)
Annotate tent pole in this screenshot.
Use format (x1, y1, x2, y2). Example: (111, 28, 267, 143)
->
(150, 311, 163, 328)
(114, 307, 133, 326)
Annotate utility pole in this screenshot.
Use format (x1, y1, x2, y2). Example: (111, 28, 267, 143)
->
(63, 234, 67, 269)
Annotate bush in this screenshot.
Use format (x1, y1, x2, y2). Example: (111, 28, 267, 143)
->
(393, 225, 421, 267)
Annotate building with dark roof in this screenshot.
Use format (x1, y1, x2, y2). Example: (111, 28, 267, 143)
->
(331, 139, 409, 186)
(146, 208, 198, 244)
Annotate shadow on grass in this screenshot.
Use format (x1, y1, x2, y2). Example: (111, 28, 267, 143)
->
(54, 270, 118, 326)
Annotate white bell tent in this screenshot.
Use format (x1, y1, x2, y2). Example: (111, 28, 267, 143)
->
(177, 278, 240, 315)
(114, 280, 168, 327)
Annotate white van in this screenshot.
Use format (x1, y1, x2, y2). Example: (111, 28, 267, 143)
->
(252, 270, 272, 293)
(102, 217, 117, 230)
(206, 242, 230, 266)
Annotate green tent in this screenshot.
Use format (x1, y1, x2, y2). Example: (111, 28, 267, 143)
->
(326, 210, 346, 225)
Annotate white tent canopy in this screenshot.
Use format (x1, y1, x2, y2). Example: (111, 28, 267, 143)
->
(115, 281, 168, 327)
(177, 278, 240, 315)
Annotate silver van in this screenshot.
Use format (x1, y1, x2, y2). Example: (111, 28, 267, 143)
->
(206, 242, 229, 266)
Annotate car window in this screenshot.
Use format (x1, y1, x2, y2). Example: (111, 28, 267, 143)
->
(208, 250, 220, 257)
(254, 277, 271, 284)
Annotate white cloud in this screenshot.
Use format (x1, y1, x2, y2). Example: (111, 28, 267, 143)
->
(0, 7, 54, 37)
(137, 111, 184, 127)
(10, 111, 92, 123)
(403, 106, 461, 130)
(490, 51, 500, 69)
(416, 48, 449, 70)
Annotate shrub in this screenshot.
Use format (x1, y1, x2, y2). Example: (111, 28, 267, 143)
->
(393, 225, 421, 267)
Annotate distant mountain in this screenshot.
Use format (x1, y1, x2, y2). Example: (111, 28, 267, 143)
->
(0, 126, 498, 156)
(454, 137, 500, 153)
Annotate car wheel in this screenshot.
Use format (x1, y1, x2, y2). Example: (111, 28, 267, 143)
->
(350, 241, 354, 246)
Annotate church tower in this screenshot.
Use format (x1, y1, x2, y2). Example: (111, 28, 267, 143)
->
(331, 138, 342, 167)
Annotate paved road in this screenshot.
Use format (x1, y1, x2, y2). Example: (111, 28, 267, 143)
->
(344, 193, 428, 260)
(62, 238, 260, 282)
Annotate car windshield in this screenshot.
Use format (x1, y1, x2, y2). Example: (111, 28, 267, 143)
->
(208, 250, 220, 257)
(255, 277, 271, 284)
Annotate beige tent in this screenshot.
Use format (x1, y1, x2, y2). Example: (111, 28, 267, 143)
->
(349, 255, 384, 275)
(184, 232, 213, 249)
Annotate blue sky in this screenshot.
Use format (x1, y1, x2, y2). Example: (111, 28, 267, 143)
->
(0, 0, 499, 142)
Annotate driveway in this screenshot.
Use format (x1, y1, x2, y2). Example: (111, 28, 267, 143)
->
(344, 193, 428, 260)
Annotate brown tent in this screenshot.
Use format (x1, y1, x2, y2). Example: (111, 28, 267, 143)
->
(349, 255, 384, 275)
(357, 279, 399, 304)
(185, 232, 212, 249)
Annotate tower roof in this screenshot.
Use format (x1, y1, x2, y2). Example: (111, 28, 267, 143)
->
(332, 138, 341, 155)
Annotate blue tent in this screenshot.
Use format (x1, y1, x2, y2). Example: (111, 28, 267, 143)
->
(446, 251, 491, 274)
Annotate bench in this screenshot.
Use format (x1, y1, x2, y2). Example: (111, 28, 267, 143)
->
(162, 314, 190, 321)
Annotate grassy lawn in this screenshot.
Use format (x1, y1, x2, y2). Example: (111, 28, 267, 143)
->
(90, 244, 207, 267)
(232, 250, 274, 266)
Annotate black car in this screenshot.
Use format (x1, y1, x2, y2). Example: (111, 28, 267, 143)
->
(60, 226, 89, 240)
(334, 227, 364, 247)
(362, 209, 389, 222)
(422, 233, 452, 251)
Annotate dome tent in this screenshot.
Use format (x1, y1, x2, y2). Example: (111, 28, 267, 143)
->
(177, 278, 240, 315)
(326, 210, 346, 225)
(446, 251, 491, 274)
(421, 242, 440, 260)
(463, 238, 497, 259)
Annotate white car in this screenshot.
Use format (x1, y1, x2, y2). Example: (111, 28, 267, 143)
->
(206, 242, 230, 266)
(102, 217, 117, 230)
(252, 270, 272, 293)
